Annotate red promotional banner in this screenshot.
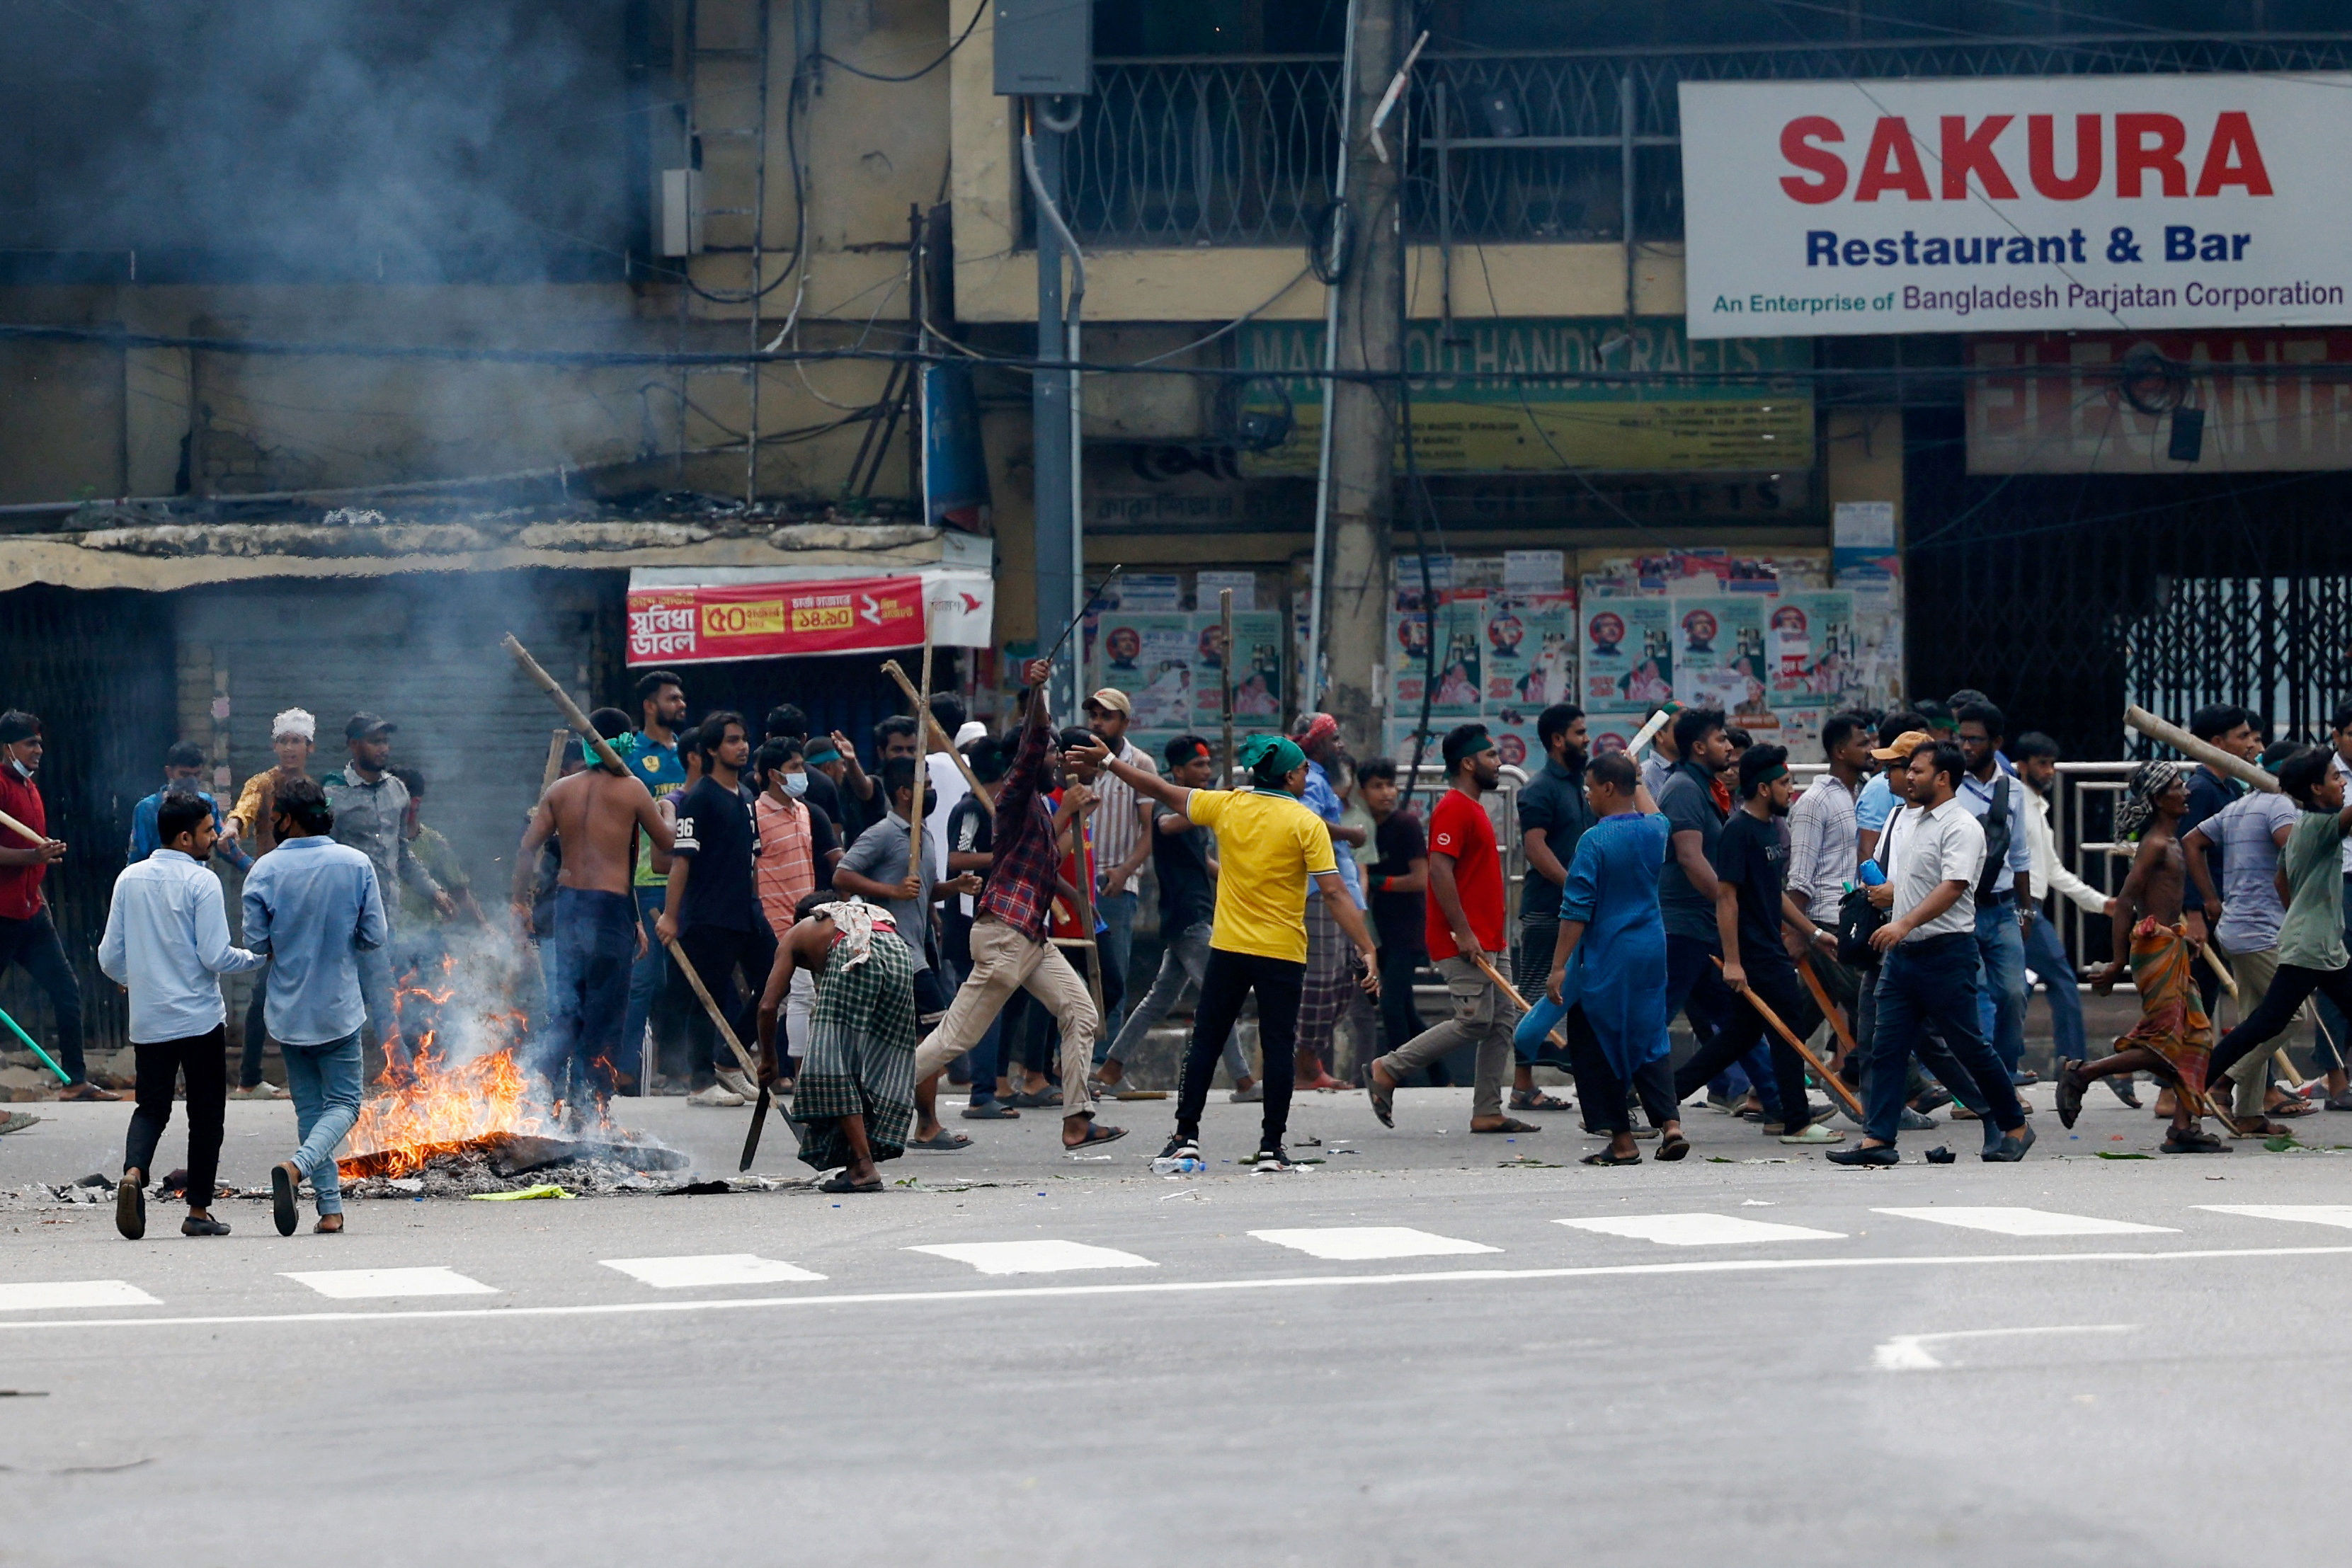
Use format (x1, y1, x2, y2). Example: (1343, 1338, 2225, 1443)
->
(627, 575, 929, 665)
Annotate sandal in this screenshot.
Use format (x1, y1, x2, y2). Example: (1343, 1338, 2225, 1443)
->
(908, 1130, 973, 1153)
(1655, 1132, 1690, 1162)
(1367, 1073, 1395, 1128)
(1006, 1087, 1062, 1108)
(1471, 1117, 1541, 1135)
(2226, 1116, 2297, 1138)
(1508, 1089, 1570, 1111)
(819, 1172, 884, 1193)
(1580, 1148, 1641, 1166)
(959, 1101, 1020, 1119)
(2055, 1060, 2086, 1129)
(1063, 1120, 1128, 1150)
(2159, 1127, 2231, 1154)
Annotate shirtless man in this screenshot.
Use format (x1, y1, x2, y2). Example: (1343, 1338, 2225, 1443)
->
(2060, 762, 2224, 1152)
(513, 708, 675, 1115)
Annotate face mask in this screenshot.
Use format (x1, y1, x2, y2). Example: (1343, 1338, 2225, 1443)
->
(7, 757, 30, 780)
(781, 772, 809, 799)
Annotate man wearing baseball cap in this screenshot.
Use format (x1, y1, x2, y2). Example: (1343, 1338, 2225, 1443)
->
(1081, 686, 1157, 1069)
(323, 713, 450, 1077)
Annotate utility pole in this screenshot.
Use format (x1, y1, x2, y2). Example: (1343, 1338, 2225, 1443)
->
(1030, 113, 1075, 717)
(1315, 0, 1405, 745)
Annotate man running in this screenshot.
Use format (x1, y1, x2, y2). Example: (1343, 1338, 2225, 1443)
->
(1365, 724, 1528, 1135)
(1071, 728, 1379, 1171)
(2060, 762, 2225, 1152)
(909, 658, 1123, 1152)
(2179, 748, 2352, 1124)
(513, 707, 675, 1118)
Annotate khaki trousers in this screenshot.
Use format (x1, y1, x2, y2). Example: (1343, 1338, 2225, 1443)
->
(1374, 954, 1522, 1120)
(2214, 941, 2280, 1117)
(913, 914, 1100, 1116)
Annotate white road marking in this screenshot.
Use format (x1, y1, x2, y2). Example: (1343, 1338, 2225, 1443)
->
(600, 1254, 827, 1288)
(1873, 1323, 2140, 1370)
(1250, 1227, 1501, 1261)
(1, 1246, 2346, 1332)
(0, 1281, 161, 1312)
(1555, 1213, 1846, 1247)
(907, 1240, 1156, 1275)
(2198, 1204, 2352, 1231)
(280, 1267, 500, 1300)
(1873, 1207, 2176, 1237)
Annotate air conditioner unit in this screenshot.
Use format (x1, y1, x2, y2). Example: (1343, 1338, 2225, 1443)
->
(657, 168, 704, 258)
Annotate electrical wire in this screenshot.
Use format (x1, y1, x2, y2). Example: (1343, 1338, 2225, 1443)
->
(816, 0, 987, 84)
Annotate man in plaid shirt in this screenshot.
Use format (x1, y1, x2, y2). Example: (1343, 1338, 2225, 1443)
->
(910, 658, 1126, 1150)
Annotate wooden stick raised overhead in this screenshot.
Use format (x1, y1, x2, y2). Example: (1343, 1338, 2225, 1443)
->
(883, 658, 995, 813)
(2123, 705, 2279, 794)
(503, 634, 627, 776)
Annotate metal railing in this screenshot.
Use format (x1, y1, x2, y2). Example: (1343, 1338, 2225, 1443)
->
(1064, 34, 2352, 250)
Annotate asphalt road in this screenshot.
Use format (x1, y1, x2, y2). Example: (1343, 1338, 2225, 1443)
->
(4, 1085, 2350, 1567)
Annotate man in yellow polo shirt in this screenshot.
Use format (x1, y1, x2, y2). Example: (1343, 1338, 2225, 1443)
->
(1073, 731, 1379, 1170)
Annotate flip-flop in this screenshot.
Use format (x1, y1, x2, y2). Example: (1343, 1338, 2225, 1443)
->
(2055, 1061, 2085, 1129)
(270, 1161, 299, 1237)
(2159, 1128, 2231, 1154)
(0, 1111, 40, 1136)
(959, 1101, 1020, 1119)
(1508, 1090, 1571, 1111)
(1580, 1149, 1640, 1165)
(908, 1130, 973, 1153)
(1064, 1121, 1127, 1150)
(1367, 1075, 1395, 1128)
(1471, 1118, 1541, 1135)
(1655, 1133, 1691, 1162)
(115, 1174, 144, 1241)
(819, 1172, 884, 1193)
(1006, 1088, 1062, 1109)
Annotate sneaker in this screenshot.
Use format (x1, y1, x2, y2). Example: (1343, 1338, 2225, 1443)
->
(685, 1085, 746, 1107)
(714, 1067, 758, 1100)
(1250, 1145, 1298, 1173)
(1157, 1135, 1201, 1163)
(1229, 1081, 1264, 1103)
(231, 1082, 289, 1101)
(1779, 1122, 1846, 1146)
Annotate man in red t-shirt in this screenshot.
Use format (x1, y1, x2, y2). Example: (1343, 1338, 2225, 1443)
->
(1366, 723, 1531, 1135)
(0, 710, 106, 1099)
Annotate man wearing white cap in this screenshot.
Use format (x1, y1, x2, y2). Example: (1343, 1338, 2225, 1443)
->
(1083, 686, 1158, 1060)
(224, 708, 319, 1099)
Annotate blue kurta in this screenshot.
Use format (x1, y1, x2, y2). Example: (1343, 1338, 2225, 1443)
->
(1555, 811, 1673, 1080)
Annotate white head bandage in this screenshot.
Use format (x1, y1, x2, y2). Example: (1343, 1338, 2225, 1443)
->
(272, 708, 317, 742)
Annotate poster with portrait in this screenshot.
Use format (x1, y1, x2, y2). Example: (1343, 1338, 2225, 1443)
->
(1766, 590, 1865, 711)
(1670, 595, 1767, 713)
(1197, 609, 1285, 726)
(1121, 614, 1199, 732)
(1582, 597, 1673, 714)
(1483, 591, 1578, 711)
(1391, 591, 1486, 719)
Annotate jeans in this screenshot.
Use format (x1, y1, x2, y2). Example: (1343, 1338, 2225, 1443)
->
(125, 1025, 227, 1208)
(1663, 932, 1779, 1116)
(0, 908, 85, 1082)
(280, 1029, 364, 1217)
(1973, 897, 2029, 1075)
(1674, 954, 1819, 1127)
(2021, 910, 2084, 1065)
(619, 885, 675, 1088)
(1108, 920, 1246, 1084)
(1866, 932, 2025, 1147)
(539, 887, 638, 1106)
(675, 922, 777, 1089)
(2208, 960, 2352, 1085)
(1092, 888, 1137, 1060)
(1177, 948, 1303, 1148)
(1376, 954, 1522, 1121)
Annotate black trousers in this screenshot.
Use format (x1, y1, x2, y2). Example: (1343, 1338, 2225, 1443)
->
(1376, 942, 1438, 1080)
(1565, 1006, 1677, 1135)
(1673, 953, 1820, 1126)
(675, 923, 778, 1087)
(1177, 948, 1305, 1148)
(124, 1025, 228, 1209)
(0, 908, 84, 1082)
(2208, 961, 2352, 1083)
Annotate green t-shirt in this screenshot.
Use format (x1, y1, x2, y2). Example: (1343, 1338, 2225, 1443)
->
(2276, 808, 2351, 971)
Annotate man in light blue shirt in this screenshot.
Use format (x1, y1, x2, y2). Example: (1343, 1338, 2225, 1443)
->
(99, 793, 266, 1239)
(241, 777, 385, 1236)
(1292, 714, 1367, 1091)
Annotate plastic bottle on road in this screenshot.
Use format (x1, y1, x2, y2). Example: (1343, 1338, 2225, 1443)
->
(1151, 1155, 1206, 1177)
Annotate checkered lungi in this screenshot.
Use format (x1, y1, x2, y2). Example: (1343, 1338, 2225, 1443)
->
(1295, 896, 1352, 1072)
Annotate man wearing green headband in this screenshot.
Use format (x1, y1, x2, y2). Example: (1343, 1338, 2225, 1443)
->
(1069, 727, 1379, 1171)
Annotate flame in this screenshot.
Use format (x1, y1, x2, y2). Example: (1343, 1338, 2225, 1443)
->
(345, 1022, 547, 1178)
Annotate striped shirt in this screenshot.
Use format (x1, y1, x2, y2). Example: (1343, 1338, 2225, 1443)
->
(1089, 739, 1156, 895)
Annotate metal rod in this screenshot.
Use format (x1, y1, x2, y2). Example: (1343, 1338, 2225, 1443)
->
(1619, 69, 1638, 331)
(0, 1000, 69, 1084)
